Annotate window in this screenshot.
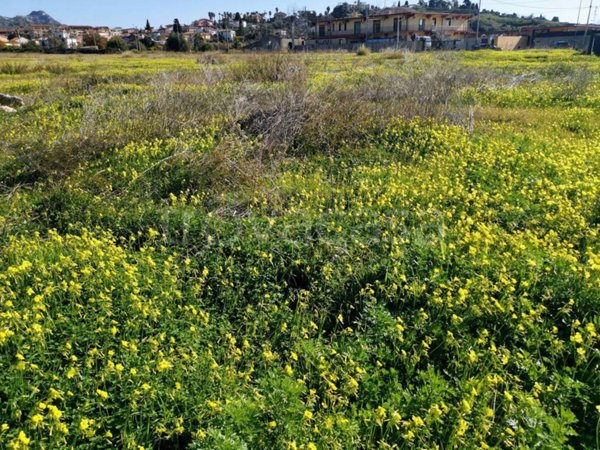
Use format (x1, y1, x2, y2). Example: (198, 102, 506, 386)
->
(319, 25, 325, 37)
(339, 23, 342, 31)
(373, 20, 381, 34)
(344, 23, 347, 31)
(393, 18, 402, 32)
(446, 18, 452, 26)
(354, 21, 361, 35)
(432, 18, 437, 28)
(418, 18, 425, 31)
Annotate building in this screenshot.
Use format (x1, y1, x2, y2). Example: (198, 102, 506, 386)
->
(492, 35, 529, 51)
(522, 24, 600, 51)
(591, 33, 600, 56)
(312, 7, 473, 49)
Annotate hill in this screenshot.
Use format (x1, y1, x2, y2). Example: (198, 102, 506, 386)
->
(0, 10, 61, 28)
(472, 11, 567, 34)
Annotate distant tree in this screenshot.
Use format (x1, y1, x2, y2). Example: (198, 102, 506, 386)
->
(332, 3, 353, 18)
(45, 35, 67, 50)
(428, 0, 451, 9)
(551, 16, 559, 22)
(173, 19, 183, 34)
(194, 37, 214, 52)
(140, 36, 155, 49)
(193, 33, 205, 51)
(107, 36, 127, 52)
(83, 32, 107, 49)
(166, 32, 189, 51)
(22, 40, 41, 52)
(145, 19, 152, 33)
(208, 12, 216, 21)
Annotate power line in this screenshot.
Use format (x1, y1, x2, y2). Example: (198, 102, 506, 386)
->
(484, 0, 586, 11)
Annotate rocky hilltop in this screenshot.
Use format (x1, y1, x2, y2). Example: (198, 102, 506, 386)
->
(0, 11, 61, 28)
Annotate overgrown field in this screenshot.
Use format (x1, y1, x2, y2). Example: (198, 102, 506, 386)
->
(0, 49, 599, 449)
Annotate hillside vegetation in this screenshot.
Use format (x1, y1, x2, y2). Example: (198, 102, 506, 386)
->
(473, 12, 566, 34)
(0, 50, 599, 449)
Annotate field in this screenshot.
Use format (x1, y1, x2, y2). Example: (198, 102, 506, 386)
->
(0, 49, 599, 449)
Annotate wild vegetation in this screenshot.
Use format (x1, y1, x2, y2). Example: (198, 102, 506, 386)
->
(0, 49, 599, 449)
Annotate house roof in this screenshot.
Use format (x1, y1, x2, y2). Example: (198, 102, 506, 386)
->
(317, 7, 472, 22)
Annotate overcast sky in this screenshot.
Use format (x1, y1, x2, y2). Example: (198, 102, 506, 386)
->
(1, 1, 597, 27)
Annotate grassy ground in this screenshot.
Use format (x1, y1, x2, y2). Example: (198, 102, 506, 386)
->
(0, 49, 599, 449)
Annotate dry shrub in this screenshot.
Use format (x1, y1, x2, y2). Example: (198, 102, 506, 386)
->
(356, 46, 370, 56)
(40, 63, 70, 75)
(197, 53, 226, 65)
(187, 135, 266, 199)
(228, 54, 307, 84)
(0, 62, 30, 75)
(296, 54, 481, 153)
(10, 74, 229, 181)
(232, 82, 310, 156)
(6, 53, 483, 186)
(226, 53, 480, 157)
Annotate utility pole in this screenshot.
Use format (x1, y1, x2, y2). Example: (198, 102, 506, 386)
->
(583, 0, 593, 52)
(291, 11, 295, 52)
(365, 4, 370, 50)
(578, 0, 584, 24)
(475, 0, 482, 46)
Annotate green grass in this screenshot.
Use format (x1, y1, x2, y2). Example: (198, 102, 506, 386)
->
(0, 50, 599, 450)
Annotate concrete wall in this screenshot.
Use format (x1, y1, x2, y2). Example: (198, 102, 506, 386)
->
(494, 35, 529, 51)
(531, 31, 591, 50)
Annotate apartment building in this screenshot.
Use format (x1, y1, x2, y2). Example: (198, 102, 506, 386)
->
(313, 6, 473, 46)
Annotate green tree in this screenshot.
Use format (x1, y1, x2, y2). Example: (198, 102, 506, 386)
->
(193, 33, 207, 51)
(140, 36, 155, 49)
(173, 19, 183, 34)
(166, 32, 189, 52)
(83, 32, 107, 49)
(107, 36, 127, 52)
(45, 36, 67, 50)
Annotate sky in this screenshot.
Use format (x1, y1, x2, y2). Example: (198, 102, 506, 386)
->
(0, 1, 597, 28)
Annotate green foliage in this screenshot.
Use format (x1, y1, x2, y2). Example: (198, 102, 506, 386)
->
(82, 32, 107, 50)
(473, 12, 566, 34)
(106, 36, 127, 52)
(0, 50, 599, 450)
(166, 32, 190, 52)
(356, 46, 370, 56)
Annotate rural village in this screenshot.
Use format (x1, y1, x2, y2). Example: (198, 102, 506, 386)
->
(1, 3, 600, 55)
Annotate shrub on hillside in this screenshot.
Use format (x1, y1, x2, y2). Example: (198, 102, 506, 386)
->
(166, 33, 190, 52)
(107, 36, 128, 53)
